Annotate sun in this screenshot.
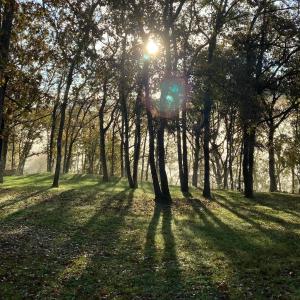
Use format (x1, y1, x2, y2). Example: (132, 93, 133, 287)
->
(146, 39, 159, 55)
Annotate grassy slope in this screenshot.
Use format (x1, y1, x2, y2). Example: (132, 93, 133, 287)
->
(0, 174, 299, 299)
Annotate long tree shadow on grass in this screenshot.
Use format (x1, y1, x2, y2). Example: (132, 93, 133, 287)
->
(51, 188, 135, 299)
(184, 197, 300, 298)
(214, 193, 300, 236)
(0, 180, 135, 298)
(142, 203, 183, 298)
(224, 190, 300, 218)
(0, 188, 51, 209)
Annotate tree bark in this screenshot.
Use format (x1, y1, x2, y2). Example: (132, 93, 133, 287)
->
(110, 120, 116, 177)
(202, 32, 217, 199)
(0, 82, 7, 183)
(1, 131, 9, 175)
(63, 100, 76, 173)
(268, 123, 277, 192)
(291, 167, 295, 194)
(120, 118, 124, 177)
(47, 77, 63, 172)
(144, 61, 162, 200)
(192, 127, 201, 187)
(132, 82, 143, 188)
(181, 105, 189, 193)
(176, 118, 184, 189)
(242, 125, 256, 198)
(0, 0, 15, 183)
(11, 131, 15, 170)
(140, 128, 148, 182)
(157, 118, 171, 201)
(99, 79, 109, 182)
(17, 127, 34, 175)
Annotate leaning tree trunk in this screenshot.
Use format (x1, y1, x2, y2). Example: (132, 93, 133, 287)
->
(268, 123, 277, 192)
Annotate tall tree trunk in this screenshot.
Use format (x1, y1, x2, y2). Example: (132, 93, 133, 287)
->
(99, 79, 109, 182)
(203, 89, 212, 198)
(0, 82, 7, 183)
(99, 121, 108, 181)
(119, 37, 134, 188)
(144, 61, 162, 200)
(202, 33, 217, 199)
(176, 118, 184, 188)
(63, 101, 76, 173)
(242, 125, 256, 198)
(157, 118, 171, 201)
(47, 77, 63, 172)
(181, 105, 189, 193)
(65, 139, 75, 174)
(1, 131, 9, 175)
(11, 131, 15, 170)
(120, 118, 124, 177)
(238, 142, 243, 191)
(192, 128, 201, 187)
(268, 123, 277, 192)
(228, 132, 234, 190)
(223, 159, 228, 189)
(140, 128, 148, 182)
(132, 83, 143, 188)
(0, 0, 15, 183)
(291, 167, 295, 194)
(155, 0, 172, 203)
(17, 131, 33, 175)
(52, 61, 76, 187)
(110, 120, 116, 177)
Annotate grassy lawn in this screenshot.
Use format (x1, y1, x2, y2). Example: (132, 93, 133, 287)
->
(0, 174, 299, 299)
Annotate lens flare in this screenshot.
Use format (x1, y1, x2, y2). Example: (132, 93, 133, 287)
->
(146, 40, 159, 55)
(158, 77, 186, 118)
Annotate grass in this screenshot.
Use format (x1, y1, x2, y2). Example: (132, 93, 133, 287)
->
(0, 174, 299, 299)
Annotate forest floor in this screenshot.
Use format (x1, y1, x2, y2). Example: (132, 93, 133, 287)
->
(0, 174, 299, 299)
